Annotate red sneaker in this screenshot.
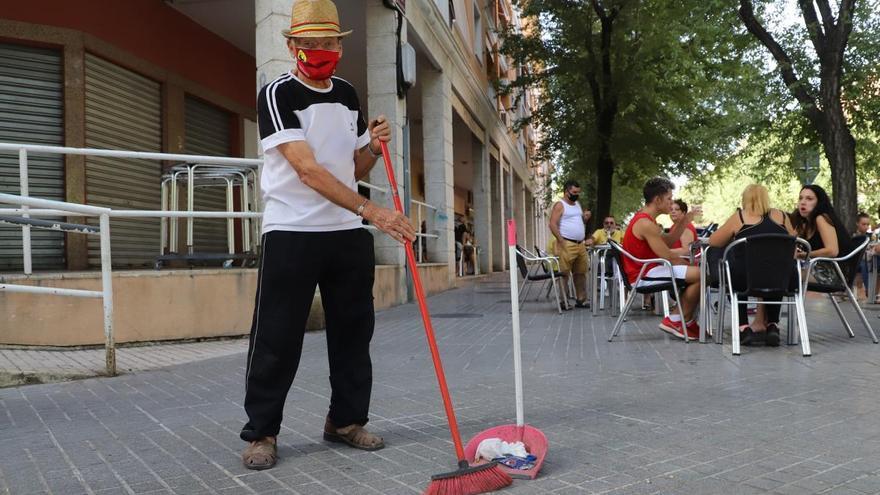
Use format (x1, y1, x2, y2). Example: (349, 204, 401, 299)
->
(659, 317, 685, 339)
(685, 320, 700, 340)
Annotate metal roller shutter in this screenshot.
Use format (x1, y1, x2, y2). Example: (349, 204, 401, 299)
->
(184, 96, 231, 254)
(84, 54, 162, 268)
(0, 43, 65, 271)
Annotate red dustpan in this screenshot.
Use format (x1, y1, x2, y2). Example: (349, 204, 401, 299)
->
(464, 219, 548, 480)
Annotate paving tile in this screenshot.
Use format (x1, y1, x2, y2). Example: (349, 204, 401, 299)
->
(2, 276, 880, 493)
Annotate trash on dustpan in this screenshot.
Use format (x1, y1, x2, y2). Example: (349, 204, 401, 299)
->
(475, 438, 537, 470)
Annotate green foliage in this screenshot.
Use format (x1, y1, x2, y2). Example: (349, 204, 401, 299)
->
(506, 0, 880, 225)
(737, 0, 880, 228)
(501, 0, 770, 213)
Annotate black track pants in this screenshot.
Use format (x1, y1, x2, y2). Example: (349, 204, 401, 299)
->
(240, 228, 376, 441)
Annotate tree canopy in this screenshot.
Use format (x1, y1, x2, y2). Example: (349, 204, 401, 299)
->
(738, 0, 880, 230)
(502, 0, 769, 222)
(504, 0, 880, 228)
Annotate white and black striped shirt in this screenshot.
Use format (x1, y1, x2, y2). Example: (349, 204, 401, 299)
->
(258, 72, 370, 233)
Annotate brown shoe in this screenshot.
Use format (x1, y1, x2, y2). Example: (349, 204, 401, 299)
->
(242, 436, 277, 470)
(323, 417, 385, 451)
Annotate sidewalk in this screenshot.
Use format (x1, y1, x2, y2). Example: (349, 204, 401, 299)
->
(2, 274, 880, 494)
(0, 339, 247, 380)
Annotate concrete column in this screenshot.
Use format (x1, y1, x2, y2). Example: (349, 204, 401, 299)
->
(162, 84, 186, 156)
(63, 36, 87, 270)
(255, 1, 295, 96)
(501, 160, 510, 268)
(472, 134, 492, 273)
(514, 175, 525, 244)
(365, 0, 407, 267)
(421, 68, 454, 274)
(525, 191, 535, 251)
(490, 157, 504, 271)
(162, 83, 186, 253)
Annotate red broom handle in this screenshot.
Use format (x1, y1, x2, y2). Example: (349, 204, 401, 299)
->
(379, 141, 467, 463)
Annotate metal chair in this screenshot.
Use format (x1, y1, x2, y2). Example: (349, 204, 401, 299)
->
(803, 235, 879, 344)
(716, 234, 811, 356)
(589, 245, 613, 315)
(606, 241, 692, 342)
(515, 245, 567, 314)
(535, 245, 565, 301)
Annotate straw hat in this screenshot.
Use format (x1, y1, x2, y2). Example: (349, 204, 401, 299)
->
(281, 0, 353, 38)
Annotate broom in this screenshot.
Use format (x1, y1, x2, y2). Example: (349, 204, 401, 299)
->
(378, 140, 512, 495)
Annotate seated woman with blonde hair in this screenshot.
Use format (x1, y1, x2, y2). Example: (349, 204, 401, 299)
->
(708, 184, 796, 346)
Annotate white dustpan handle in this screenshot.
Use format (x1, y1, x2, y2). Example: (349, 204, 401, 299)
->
(507, 219, 525, 427)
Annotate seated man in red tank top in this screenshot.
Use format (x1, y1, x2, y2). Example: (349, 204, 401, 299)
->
(622, 178, 702, 340)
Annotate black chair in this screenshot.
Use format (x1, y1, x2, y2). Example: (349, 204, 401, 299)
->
(716, 234, 810, 356)
(697, 223, 719, 237)
(515, 245, 567, 314)
(803, 235, 878, 343)
(606, 241, 692, 342)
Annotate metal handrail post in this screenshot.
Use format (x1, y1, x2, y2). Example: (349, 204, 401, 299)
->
(187, 165, 194, 254)
(225, 177, 235, 254)
(160, 178, 169, 254)
(19, 148, 32, 275)
(241, 173, 251, 252)
(98, 213, 115, 376)
(170, 171, 180, 253)
(417, 203, 423, 263)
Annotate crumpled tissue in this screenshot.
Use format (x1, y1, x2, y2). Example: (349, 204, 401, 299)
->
(474, 438, 529, 462)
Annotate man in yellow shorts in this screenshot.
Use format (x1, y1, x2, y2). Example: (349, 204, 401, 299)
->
(549, 180, 591, 309)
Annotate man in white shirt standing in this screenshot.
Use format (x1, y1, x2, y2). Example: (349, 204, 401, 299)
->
(549, 179, 591, 309)
(240, 0, 416, 470)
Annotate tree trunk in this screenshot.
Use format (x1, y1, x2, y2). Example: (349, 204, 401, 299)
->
(590, 2, 618, 230)
(594, 109, 615, 228)
(818, 41, 857, 234)
(820, 105, 858, 233)
(737, 0, 859, 234)
(595, 149, 614, 229)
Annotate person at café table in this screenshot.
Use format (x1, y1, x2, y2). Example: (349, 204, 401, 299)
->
(669, 199, 698, 257)
(590, 216, 624, 245)
(853, 212, 872, 302)
(708, 184, 796, 347)
(791, 185, 851, 286)
(621, 177, 702, 340)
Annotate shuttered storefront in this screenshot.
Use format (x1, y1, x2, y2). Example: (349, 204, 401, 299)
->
(0, 43, 66, 271)
(84, 54, 161, 268)
(184, 96, 231, 254)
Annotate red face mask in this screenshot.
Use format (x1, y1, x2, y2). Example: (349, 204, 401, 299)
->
(295, 48, 340, 81)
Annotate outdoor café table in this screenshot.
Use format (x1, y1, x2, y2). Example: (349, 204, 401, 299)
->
(690, 238, 711, 343)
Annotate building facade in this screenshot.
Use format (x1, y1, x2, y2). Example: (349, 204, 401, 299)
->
(0, 0, 549, 345)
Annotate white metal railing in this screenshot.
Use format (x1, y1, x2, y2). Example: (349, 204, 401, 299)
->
(0, 142, 445, 374)
(0, 142, 441, 269)
(0, 192, 117, 376)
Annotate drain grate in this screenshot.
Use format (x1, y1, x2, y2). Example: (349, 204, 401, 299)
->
(432, 313, 484, 319)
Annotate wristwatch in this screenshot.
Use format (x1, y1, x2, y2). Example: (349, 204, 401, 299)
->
(356, 199, 369, 217)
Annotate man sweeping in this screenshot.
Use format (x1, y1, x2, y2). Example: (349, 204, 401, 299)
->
(240, 0, 416, 470)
